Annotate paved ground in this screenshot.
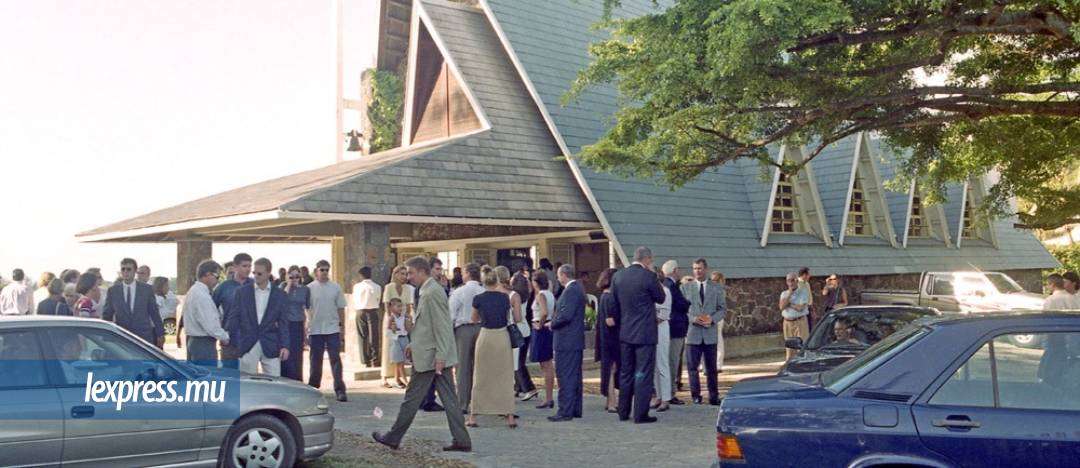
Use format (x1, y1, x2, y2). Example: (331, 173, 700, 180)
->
(321, 353, 786, 468)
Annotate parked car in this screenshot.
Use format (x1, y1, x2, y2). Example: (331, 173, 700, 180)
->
(0, 316, 334, 467)
(860, 271, 1044, 313)
(779, 305, 940, 375)
(716, 310, 1080, 467)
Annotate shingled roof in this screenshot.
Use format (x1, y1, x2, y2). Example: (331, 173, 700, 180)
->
(482, 0, 1058, 277)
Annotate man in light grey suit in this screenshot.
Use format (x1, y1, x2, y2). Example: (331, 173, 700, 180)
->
(681, 258, 726, 405)
(373, 256, 471, 452)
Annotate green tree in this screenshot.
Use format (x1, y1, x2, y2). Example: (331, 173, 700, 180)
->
(367, 69, 404, 153)
(572, 0, 1080, 229)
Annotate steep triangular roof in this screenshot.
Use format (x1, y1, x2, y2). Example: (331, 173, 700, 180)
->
(482, 0, 1058, 276)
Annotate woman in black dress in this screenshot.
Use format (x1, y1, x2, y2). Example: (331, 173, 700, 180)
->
(596, 268, 620, 412)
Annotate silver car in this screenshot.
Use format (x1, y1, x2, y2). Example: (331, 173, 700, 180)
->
(0, 316, 334, 467)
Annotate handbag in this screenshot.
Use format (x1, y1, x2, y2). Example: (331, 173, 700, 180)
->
(507, 322, 526, 349)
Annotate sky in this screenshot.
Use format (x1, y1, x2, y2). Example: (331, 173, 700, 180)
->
(0, 0, 379, 280)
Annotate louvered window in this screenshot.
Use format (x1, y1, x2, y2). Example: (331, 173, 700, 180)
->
(845, 177, 872, 236)
(908, 190, 926, 238)
(771, 173, 802, 233)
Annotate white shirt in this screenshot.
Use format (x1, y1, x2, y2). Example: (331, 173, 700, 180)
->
(184, 281, 230, 342)
(449, 280, 484, 328)
(392, 313, 408, 337)
(532, 290, 555, 323)
(254, 282, 271, 323)
(353, 279, 382, 310)
(0, 282, 33, 315)
(122, 280, 137, 311)
(1045, 290, 1079, 310)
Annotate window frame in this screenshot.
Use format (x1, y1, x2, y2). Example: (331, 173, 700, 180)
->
(770, 172, 804, 234)
(921, 327, 1080, 412)
(38, 326, 192, 389)
(844, 176, 873, 237)
(907, 190, 927, 238)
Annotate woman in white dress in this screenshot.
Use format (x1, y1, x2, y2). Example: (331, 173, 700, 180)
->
(380, 266, 414, 388)
(651, 266, 673, 412)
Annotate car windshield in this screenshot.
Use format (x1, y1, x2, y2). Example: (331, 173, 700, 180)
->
(806, 309, 930, 350)
(984, 273, 1024, 294)
(821, 324, 928, 392)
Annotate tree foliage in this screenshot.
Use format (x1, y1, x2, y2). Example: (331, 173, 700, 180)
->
(367, 69, 404, 153)
(572, 0, 1080, 229)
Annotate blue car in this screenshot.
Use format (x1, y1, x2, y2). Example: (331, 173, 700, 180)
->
(716, 311, 1080, 467)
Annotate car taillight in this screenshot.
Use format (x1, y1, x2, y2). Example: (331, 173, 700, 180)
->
(717, 432, 744, 461)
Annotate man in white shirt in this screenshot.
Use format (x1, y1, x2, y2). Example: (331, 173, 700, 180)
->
(448, 263, 484, 412)
(780, 272, 810, 360)
(1044, 274, 1078, 310)
(353, 266, 383, 368)
(183, 260, 230, 366)
(0, 269, 33, 315)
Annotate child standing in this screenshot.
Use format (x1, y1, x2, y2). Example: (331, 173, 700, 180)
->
(386, 297, 412, 389)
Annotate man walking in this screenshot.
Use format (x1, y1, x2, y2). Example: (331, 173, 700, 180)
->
(549, 264, 586, 422)
(307, 260, 349, 402)
(0, 269, 33, 315)
(373, 256, 471, 452)
(780, 272, 810, 360)
(102, 258, 164, 348)
(448, 263, 483, 412)
(353, 266, 383, 368)
(225, 258, 290, 376)
(612, 247, 666, 424)
(682, 258, 726, 405)
(1045, 274, 1077, 310)
(183, 260, 230, 366)
(662, 260, 689, 401)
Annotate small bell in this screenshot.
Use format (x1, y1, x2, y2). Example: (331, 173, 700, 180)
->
(346, 130, 363, 152)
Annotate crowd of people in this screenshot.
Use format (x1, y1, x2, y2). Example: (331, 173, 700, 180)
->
(5, 250, 1079, 453)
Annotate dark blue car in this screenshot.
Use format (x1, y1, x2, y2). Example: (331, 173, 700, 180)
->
(716, 311, 1080, 467)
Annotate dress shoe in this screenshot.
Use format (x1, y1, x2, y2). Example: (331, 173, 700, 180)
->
(519, 390, 539, 402)
(443, 443, 472, 452)
(669, 397, 686, 405)
(634, 416, 658, 424)
(691, 396, 703, 404)
(535, 400, 554, 409)
(709, 398, 722, 406)
(618, 415, 630, 421)
(422, 403, 445, 412)
(336, 392, 348, 402)
(371, 432, 399, 450)
(547, 415, 573, 422)
(656, 404, 670, 412)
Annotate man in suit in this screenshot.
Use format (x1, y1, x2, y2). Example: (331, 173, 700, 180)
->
(681, 258, 727, 405)
(662, 260, 690, 402)
(224, 257, 290, 376)
(549, 264, 586, 422)
(374, 256, 471, 453)
(612, 247, 667, 424)
(102, 258, 164, 348)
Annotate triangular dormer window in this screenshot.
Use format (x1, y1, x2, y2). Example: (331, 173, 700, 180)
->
(845, 176, 872, 237)
(771, 173, 802, 234)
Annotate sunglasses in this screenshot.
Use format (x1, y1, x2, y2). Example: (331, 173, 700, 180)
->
(289, 275, 300, 280)
(121, 267, 134, 272)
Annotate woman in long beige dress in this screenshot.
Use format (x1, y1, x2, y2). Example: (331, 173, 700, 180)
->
(466, 267, 520, 428)
(380, 266, 414, 388)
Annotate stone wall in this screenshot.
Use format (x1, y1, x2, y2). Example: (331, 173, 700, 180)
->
(721, 269, 1044, 336)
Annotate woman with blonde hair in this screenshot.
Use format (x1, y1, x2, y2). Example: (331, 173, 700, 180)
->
(466, 266, 519, 428)
(33, 272, 56, 310)
(380, 265, 414, 388)
(36, 279, 72, 316)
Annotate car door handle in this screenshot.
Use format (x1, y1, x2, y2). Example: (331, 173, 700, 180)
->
(932, 418, 979, 429)
(71, 405, 95, 419)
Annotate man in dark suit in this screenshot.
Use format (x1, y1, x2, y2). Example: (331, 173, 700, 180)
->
(102, 258, 164, 348)
(612, 247, 667, 423)
(224, 257, 290, 376)
(662, 260, 691, 403)
(549, 263, 586, 422)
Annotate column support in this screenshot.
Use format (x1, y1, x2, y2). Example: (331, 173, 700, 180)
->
(176, 239, 213, 295)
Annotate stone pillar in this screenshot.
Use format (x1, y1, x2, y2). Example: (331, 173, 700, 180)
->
(332, 222, 393, 287)
(176, 239, 213, 294)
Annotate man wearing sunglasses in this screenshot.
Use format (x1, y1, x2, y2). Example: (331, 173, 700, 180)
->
(102, 257, 164, 348)
(307, 259, 349, 401)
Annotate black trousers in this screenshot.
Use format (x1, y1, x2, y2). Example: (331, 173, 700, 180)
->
(356, 308, 381, 367)
(617, 342, 656, 422)
(382, 368, 471, 448)
(282, 321, 305, 381)
(688, 343, 718, 400)
(555, 349, 583, 418)
(308, 333, 346, 394)
(514, 336, 536, 393)
(186, 336, 218, 367)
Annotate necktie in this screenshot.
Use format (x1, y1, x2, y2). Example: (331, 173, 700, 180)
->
(125, 285, 133, 312)
(699, 282, 705, 303)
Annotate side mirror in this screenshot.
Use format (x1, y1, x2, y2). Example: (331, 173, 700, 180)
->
(784, 337, 803, 350)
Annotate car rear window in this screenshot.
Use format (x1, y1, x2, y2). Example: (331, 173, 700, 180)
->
(822, 324, 928, 392)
